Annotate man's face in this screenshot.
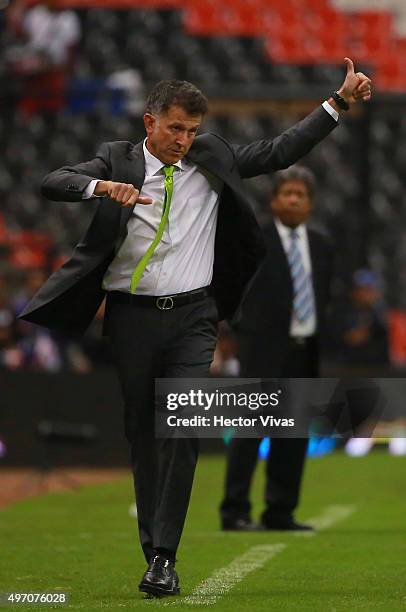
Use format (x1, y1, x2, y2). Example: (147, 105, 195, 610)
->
(271, 180, 312, 228)
(144, 105, 202, 164)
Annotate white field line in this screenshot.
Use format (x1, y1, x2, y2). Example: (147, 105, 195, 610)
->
(162, 504, 356, 606)
(294, 504, 356, 537)
(164, 544, 286, 606)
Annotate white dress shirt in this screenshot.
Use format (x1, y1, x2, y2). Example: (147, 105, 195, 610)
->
(274, 218, 317, 337)
(101, 140, 221, 295)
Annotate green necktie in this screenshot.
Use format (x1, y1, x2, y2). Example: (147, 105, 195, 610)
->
(130, 165, 175, 294)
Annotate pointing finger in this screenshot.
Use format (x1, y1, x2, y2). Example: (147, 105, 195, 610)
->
(137, 196, 153, 205)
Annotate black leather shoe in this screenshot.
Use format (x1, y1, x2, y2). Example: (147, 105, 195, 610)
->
(262, 519, 314, 532)
(222, 518, 264, 531)
(139, 555, 180, 597)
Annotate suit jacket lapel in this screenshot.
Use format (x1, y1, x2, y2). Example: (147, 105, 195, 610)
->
(308, 229, 321, 275)
(118, 141, 146, 237)
(267, 220, 291, 276)
(308, 228, 322, 296)
(186, 147, 241, 195)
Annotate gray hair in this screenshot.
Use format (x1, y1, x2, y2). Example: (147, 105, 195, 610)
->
(272, 165, 316, 199)
(146, 80, 208, 116)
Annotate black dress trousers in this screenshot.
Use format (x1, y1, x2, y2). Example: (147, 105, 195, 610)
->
(106, 293, 218, 561)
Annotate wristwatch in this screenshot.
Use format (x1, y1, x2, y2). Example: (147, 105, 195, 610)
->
(331, 91, 349, 111)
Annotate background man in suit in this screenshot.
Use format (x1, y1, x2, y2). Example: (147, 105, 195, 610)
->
(220, 166, 333, 532)
(20, 66, 371, 597)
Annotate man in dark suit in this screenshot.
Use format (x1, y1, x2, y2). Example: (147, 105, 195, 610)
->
(20, 65, 371, 596)
(220, 165, 333, 531)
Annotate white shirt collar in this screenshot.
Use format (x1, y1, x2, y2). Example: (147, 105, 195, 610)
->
(143, 139, 183, 177)
(274, 217, 306, 241)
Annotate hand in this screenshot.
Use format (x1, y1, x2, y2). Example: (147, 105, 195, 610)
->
(337, 57, 372, 105)
(95, 181, 153, 207)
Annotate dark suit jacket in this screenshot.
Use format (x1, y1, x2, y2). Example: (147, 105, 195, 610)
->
(20, 107, 337, 334)
(235, 219, 333, 374)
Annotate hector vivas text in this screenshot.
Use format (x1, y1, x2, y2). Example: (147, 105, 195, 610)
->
(164, 389, 295, 430)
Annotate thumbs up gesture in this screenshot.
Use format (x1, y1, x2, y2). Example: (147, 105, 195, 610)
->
(337, 57, 372, 106)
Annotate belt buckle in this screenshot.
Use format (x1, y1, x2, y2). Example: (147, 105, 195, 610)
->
(156, 296, 174, 310)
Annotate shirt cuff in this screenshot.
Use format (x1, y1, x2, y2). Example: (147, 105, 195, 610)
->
(82, 179, 101, 199)
(322, 101, 339, 122)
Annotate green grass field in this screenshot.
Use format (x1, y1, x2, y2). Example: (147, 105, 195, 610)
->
(1, 451, 405, 611)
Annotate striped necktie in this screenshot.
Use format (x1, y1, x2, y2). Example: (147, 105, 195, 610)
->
(287, 229, 315, 322)
(130, 165, 174, 294)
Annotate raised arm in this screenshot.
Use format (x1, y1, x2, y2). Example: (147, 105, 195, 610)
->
(232, 106, 337, 178)
(233, 58, 371, 179)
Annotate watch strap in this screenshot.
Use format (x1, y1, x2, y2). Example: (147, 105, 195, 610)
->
(331, 91, 350, 111)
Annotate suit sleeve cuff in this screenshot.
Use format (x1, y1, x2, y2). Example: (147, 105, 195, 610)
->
(82, 179, 101, 199)
(322, 101, 339, 122)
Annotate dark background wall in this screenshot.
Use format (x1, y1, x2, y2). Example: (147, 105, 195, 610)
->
(1, 369, 128, 466)
(0, 369, 223, 466)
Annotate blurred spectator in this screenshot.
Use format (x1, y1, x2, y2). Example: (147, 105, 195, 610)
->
(333, 268, 389, 365)
(0, 266, 106, 372)
(0, 289, 23, 370)
(6, 0, 81, 118)
(12, 267, 91, 372)
(13, 267, 49, 315)
(105, 63, 145, 117)
(12, 268, 63, 371)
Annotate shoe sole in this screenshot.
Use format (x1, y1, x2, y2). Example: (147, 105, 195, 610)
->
(139, 583, 180, 598)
